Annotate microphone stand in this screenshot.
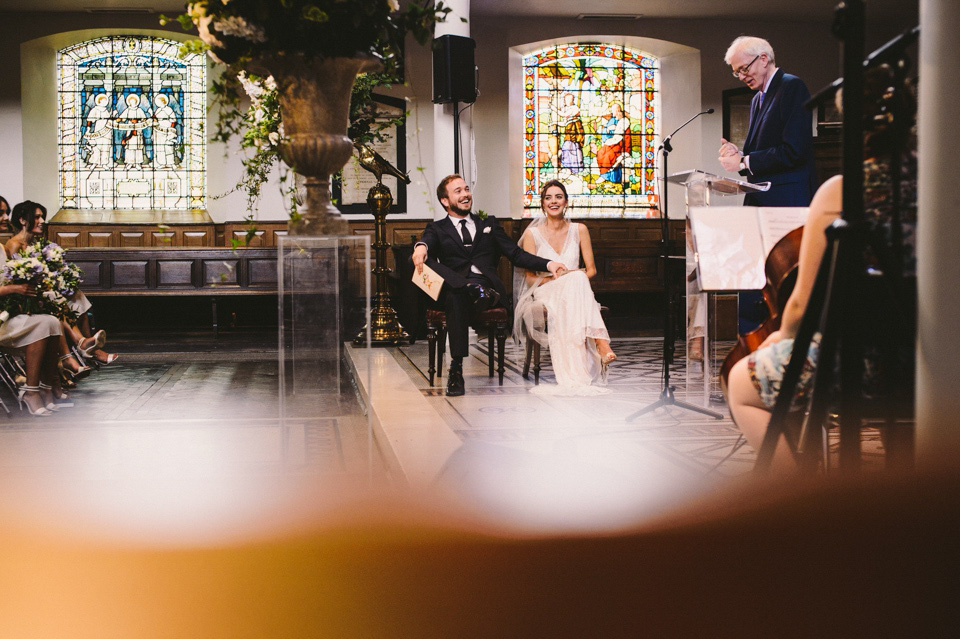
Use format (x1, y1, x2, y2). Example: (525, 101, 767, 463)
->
(627, 110, 723, 422)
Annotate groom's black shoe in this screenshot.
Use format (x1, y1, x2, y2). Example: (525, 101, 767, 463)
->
(446, 368, 465, 396)
(467, 283, 500, 313)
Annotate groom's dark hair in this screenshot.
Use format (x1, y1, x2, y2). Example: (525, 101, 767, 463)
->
(436, 174, 464, 206)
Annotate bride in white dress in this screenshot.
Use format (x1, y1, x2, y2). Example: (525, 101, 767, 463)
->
(514, 180, 617, 395)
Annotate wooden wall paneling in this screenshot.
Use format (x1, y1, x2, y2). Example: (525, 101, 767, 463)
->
(88, 231, 114, 247)
(157, 259, 195, 288)
(203, 258, 240, 287)
(119, 231, 146, 247)
(53, 231, 81, 248)
(111, 260, 150, 289)
(248, 258, 278, 288)
(182, 230, 212, 247)
(151, 231, 175, 246)
(72, 259, 103, 288)
(390, 223, 426, 246)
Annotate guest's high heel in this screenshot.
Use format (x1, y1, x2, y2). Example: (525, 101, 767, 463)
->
(17, 385, 52, 417)
(59, 370, 77, 390)
(93, 352, 119, 365)
(38, 383, 68, 411)
(79, 330, 106, 357)
(59, 354, 91, 380)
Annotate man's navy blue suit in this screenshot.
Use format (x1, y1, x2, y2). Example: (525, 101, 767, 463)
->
(738, 68, 817, 331)
(739, 68, 817, 206)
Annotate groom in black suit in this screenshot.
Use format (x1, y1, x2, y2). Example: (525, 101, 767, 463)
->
(413, 174, 565, 396)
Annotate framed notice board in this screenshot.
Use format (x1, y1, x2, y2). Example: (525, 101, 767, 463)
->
(334, 93, 408, 215)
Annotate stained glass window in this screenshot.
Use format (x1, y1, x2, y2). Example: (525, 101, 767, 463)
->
(58, 36, 206, 210)
(522, 44, 660, 217)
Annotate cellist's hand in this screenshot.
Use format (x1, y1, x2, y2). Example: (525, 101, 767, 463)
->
(758, 330, 783, 350)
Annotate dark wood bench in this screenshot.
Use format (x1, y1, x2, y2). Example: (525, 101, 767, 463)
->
(65, 247, 278, 335)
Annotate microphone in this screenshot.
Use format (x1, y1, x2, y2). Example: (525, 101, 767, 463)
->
(661, 108, 714, 152)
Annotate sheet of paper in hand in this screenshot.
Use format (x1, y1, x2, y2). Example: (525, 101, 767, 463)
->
(412, 263, 445, 301)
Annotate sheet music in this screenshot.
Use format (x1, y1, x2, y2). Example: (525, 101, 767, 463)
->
(688, 205, 808, 291)
(689, 207, 766, 291)
(757, 207, 809, 254)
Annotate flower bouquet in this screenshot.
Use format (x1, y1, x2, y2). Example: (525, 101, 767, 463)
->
(1, 240, 81, 322)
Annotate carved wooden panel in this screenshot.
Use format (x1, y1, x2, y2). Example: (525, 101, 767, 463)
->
(120, 232, 146, 247)
(182, 231, 210, 247)
(157, 260, 194, 288)
(53, 231, 81, 248)
(203, 259, 239, 287)
(248, 259, 278, 287)
(111, 261, 149, 288)
(89, 232, 114, 248)
(72, 260, 103, 287)
(151, 232, 175, 246)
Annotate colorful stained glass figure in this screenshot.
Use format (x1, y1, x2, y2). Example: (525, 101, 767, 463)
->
(522, 43, 661, 217)
(58, 36, 206, 210)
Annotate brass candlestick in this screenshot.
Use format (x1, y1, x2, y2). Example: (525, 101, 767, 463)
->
(352, 143, 410, 346)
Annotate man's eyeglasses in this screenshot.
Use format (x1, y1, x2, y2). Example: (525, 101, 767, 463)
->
(732, 54, 761, 78)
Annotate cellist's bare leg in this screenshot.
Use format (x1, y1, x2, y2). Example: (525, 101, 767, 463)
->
(726, 357, 797, 474)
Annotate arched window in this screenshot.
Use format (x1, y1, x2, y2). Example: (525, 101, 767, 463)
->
(522, 43, 660, 217)
(57, 36, 206, 210)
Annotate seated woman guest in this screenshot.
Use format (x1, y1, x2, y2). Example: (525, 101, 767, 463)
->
(7, 200, 118, 367)
(0, 203, 68, 416)
(724, 67, 916, 473)
(514, 179, 616, 395)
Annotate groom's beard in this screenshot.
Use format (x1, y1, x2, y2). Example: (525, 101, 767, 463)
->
(447, 198, 472, 216)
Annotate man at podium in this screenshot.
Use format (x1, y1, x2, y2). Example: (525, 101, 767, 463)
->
(718, 36, 817, 334)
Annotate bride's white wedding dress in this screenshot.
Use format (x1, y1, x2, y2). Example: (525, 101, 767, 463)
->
(515, 223, 611, 396)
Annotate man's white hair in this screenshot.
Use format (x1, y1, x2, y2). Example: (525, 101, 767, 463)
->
(724, 36, 776, 66)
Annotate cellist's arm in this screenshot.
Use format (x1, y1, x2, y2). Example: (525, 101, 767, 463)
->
(778, 175, 843, 340)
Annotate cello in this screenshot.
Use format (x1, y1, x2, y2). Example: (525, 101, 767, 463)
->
(719, 226, 804, 386)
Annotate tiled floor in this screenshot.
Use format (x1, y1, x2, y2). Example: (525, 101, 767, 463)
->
(0, 329, 887, 533)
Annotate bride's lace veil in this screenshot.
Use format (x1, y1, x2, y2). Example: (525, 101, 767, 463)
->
(512, 179, 570, 347)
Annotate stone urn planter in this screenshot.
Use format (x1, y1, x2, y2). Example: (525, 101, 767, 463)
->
(260, 55, 380, 236)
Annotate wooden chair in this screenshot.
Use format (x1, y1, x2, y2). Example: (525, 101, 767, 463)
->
(425, 307, 510, 386)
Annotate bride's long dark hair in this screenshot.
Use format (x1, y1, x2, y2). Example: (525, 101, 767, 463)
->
(539, 179, 569, 216)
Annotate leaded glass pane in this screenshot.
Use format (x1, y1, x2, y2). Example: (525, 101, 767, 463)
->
(522, 44, 660, 218)
(58, 36, 206, 210)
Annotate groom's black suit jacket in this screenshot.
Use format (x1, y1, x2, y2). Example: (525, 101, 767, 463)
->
(419, 213, 550, 300)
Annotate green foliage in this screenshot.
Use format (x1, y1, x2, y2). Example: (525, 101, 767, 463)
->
(169, 1, 450, 220)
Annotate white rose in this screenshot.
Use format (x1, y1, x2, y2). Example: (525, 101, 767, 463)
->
(268, 132, 280, 146)
(0, 311, 8, 323)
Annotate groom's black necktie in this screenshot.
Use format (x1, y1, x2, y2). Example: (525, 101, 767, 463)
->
(459, 219, 473, 246)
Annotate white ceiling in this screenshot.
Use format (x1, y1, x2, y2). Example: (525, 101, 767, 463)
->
(0, 0, 918, 24)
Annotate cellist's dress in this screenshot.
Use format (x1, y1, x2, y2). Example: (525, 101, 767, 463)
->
(746, 154, 917, 408)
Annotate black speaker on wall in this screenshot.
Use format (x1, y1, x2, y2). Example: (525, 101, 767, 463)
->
(432, 34, 477, 104)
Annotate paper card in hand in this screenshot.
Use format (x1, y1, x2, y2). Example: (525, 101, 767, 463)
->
(412, 263, 445, 301)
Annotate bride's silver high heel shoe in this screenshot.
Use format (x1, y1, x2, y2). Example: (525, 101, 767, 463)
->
(18, 385, 52, 417)
(600, 352, 617, 383)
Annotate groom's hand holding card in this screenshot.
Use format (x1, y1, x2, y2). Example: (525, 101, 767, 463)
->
(412, 262, 444, 301)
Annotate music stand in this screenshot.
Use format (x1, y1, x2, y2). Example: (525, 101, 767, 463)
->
(626, 170, 767, 422)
